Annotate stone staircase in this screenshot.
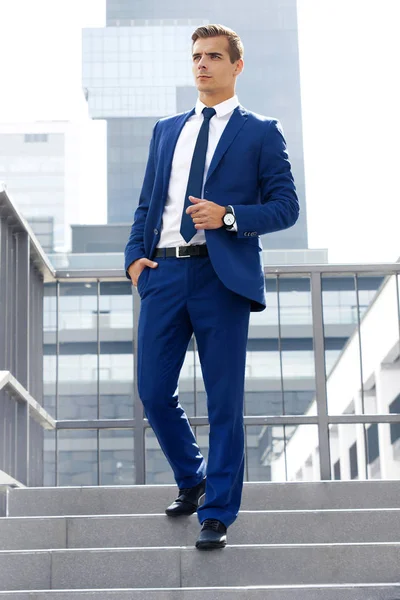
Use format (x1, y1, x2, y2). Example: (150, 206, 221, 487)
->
(0, 481, 400, 598)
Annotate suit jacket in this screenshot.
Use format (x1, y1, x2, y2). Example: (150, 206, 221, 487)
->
(124, 105, 299, 312)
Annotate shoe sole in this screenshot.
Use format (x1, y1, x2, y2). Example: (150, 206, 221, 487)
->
(165, 508, 197, 517)
(195, 540, 227, 550)
(165, 491, 206, 517)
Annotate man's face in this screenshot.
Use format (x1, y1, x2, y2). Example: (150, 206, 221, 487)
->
(192, 36, 243, 95)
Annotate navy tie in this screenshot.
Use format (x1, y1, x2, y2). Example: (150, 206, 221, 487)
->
(180, 107, 216, 243)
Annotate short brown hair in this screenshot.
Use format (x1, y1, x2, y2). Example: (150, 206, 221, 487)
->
(192, 24, 244, 64)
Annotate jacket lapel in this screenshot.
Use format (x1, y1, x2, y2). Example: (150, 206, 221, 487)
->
(205, 105, 248, 185)
(162, 108, 195, 194)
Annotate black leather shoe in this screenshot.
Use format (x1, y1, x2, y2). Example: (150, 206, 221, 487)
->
(165, 477, 206, 517)
(195, 518, 227, 550)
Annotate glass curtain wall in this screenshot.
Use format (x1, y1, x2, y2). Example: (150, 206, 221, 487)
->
(43, 275, 385, 485)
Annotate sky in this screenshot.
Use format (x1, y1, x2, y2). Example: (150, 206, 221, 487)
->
(0, 0, 399, 263)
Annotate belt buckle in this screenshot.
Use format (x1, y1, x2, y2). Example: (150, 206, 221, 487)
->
(176, 246, 190, 258)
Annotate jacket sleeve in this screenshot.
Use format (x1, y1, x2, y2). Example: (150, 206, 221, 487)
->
(124, 121, 158, 278)
(232, 119, 300, 238)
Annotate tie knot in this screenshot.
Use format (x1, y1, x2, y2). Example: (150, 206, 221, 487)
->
(202, 107, 216, 121)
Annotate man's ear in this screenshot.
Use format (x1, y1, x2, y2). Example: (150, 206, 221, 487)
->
(234, 59, 244, 75)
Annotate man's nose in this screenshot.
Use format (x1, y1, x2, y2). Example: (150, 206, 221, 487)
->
(197, 56, 207, 69)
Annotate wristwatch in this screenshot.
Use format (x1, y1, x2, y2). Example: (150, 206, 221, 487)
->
(223, 205, 236, 230)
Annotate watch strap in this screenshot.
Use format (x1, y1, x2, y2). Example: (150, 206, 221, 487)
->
(223, 205, 236, 230)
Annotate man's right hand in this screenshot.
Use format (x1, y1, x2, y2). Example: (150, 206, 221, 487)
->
(128, 258, 158, 286)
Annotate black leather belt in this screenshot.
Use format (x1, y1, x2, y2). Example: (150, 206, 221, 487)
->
(154, 245, 209, 258)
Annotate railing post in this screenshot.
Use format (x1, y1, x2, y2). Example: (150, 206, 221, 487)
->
(133, 288, 145, 484)
(310, 272, 332, 480)
(0, 217, 8, 370)
(15, 399, 28, 485)
(14, 232, 30, 485)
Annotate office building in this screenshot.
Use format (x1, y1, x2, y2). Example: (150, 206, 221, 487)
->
(0, 121, 81, 252)
(272, 272, 400, 482)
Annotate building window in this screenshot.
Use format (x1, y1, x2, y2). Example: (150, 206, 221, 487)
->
(334, 459, 341, 480)
(24, 133, 48, 143)
(367, 423, 379, 464)
(349, 441, 358, 479)
(389, 394, 400, 445)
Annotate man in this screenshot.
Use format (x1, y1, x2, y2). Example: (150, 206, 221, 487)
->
(125, 24, 299, 550)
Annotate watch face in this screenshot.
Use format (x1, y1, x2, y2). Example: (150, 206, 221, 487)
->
(224, 213, 235, 226)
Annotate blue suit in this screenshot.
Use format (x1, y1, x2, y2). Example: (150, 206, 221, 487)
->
(125, 105, 299, 527)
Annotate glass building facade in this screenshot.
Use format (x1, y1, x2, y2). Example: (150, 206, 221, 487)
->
(82, 0, 308, 249)
(0, 122, 81, 253)
(43, 272, 383, 486)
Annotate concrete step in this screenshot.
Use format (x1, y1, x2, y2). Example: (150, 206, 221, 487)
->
(1, 509, 400, 551)
(7, 481, 400, 517)
(0, 543, 399, 591)
(0, 585, 400, 599)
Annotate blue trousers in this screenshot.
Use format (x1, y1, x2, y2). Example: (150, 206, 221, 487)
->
(137, 255, 251, 528)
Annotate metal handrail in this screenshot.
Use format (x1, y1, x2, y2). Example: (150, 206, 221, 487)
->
(0, 185, 55, 283)
(0, 371, 55, 488)
(0, 371, 55, 430)
(0, 470, 25, 489)
(52, 263, 400, 282)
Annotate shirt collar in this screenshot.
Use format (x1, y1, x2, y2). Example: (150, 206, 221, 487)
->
(195, 95, 239, 118)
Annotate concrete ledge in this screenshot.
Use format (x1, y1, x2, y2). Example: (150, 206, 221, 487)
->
(0, 585, 400, 599)
(51, 548, 181, 590)
(2, 509, 400, 550)
(8, 481, 400, 517)
(180, 543, 400, 587)
(0, 544, 400, 591)
(0, 551, 51, 591)
(0, 517, 66, 550)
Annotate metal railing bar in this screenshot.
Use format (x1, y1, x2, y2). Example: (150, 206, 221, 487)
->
(265, 264, 400, 275)
(396, 275, 400, 359)
(96, 280, 100, 486)
(0, 371, 55, 430)
(26, 238, 31, 486)
(132, 287, 145, 484)
(0, 188, 55, 283)
(55, 280, 60, 486)
(193, 335, 198, 418)
(55, 270, 128, 281)
(354, 273, 368, 479)
(54, 413, 400, 430)
(311, 271, 331, 480)
(329, 414, 400, 424)
(55, 413, 400, 429)
(0, 469, 25, 488)
(53, 264, 400, 283)
(55, 416, 319, 429)
(276, 274, 289, 481)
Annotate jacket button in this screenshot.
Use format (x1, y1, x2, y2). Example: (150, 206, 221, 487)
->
(154, 228, 159, 235)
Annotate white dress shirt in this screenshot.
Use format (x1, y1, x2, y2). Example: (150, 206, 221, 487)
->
(157, 95, 239, 248)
